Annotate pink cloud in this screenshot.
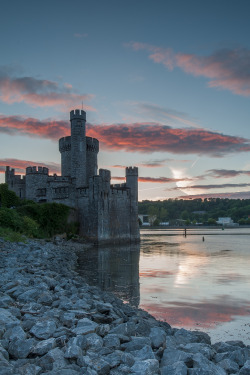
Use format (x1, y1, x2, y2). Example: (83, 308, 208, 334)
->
(0, 158, 60, 175)
(0, 68, 95, 110)
(127, 42, 250, 96)
(1, 114, 250, 156)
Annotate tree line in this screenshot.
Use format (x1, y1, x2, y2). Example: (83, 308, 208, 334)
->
(138, 198, 250, 226)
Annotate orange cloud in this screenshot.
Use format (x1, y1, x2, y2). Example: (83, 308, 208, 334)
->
(0, 68, 95, 110)
(1, 114, 250, 156)
(87, 123, 250, 156)
(0, 158, 60, 175)
(0, 115, 69, 140)
(127, 42, 250, 96)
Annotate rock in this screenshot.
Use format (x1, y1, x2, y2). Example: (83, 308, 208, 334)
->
(30, 319, 57, 339)
(239, 360, 250, 374)
(149, 327, 166, 349)
(38, 347, 68, 371)
(217, 358, 239, 373)
(161, 349, 193, 368)
(161, 361, 187, 375)
(8, 338, 35, 359)
(130, 345, 156, 361)
(32, 337, 57, 356)
(3, 325, 26, 341)
(121, 336, 151, 351)
(72, 317, 98, 335)
(109, 322, 136, 337)
(130, 358, 159, 374)
(192, 353, 227, 375)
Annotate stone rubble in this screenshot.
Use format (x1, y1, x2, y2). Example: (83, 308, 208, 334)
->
(0, 237, 250, 375)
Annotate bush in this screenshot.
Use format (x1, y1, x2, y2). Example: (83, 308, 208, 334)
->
(0, 208, 22, 231)
(21, 216, 39, 237)
(0, 184, 21, 208)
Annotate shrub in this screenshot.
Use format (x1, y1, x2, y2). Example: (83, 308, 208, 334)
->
(0, 183, 21, 208)
(0, 208, 22, 231)
(21, 216, 39, 237)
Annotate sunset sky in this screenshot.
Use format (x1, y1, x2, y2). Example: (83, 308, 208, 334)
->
(1, 0, 250, 201)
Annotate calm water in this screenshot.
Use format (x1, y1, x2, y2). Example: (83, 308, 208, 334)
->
(77, 227, 250, 344)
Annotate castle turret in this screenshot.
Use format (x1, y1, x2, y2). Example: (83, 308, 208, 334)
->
(59, 136, 71, 177)
(25, 166, 49, 201)
(70, 109, 87, 187)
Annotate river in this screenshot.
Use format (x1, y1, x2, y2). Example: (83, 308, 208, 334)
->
(77, 227, 250, 344)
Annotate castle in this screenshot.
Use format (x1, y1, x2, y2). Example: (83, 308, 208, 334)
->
(5, 109, 140, 244)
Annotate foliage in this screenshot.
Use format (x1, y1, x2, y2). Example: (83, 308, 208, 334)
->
(139, 198, 250, 225)
(0, 185, 76, 239)
(0, 227, 26, 242)
(0, 183, 21, 208)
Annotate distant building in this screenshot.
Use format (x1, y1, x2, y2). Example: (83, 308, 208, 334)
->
(216, 217, 239, 227)
(5, 109, 140, 244)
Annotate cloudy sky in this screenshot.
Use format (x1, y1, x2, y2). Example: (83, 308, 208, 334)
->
(1, 0, 250, 201)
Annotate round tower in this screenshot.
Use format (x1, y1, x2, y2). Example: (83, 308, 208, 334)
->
(86, 136, 99, 182)
(59, 136, 71, 177)
(70, 109, 87, 187)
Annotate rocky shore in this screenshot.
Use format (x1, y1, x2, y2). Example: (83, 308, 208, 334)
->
(0, 238, 250, 375)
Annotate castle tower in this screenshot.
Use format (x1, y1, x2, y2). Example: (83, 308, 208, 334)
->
(86, 137, 99, 181)
(59, 136, 71, 177)
(70, 109, 87, 187)
(126, 167, 140, 241)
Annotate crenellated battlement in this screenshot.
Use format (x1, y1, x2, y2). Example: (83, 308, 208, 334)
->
(26, 166, 49, 175)
(86, 137, 99, 153)
(70, 109, 86, 121)
(59, 136, 71, 153)
(126, 166, 138, 176)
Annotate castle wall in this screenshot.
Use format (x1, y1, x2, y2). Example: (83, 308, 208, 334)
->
(126, 167, 140, 241)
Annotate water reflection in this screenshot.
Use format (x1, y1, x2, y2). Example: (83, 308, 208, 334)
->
(77, 228, 250, 344)
(77, 244, 140, 307)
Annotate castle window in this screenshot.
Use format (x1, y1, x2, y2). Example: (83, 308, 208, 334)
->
(36, 188, 46, 197)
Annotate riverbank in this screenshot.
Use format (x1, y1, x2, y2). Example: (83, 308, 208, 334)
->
(0, 238, 250, 375)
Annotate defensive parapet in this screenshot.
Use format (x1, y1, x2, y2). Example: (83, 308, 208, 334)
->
(70, 109, 86, 121)
(59, 136, 71, 177)
(70, 109, 86, 187)
(26, 166, 49, 175)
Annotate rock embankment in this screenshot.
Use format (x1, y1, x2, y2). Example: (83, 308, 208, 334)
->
(0, 238, 250, 375)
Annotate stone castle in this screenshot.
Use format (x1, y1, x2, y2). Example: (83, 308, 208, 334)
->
(5, 109, 140, 244)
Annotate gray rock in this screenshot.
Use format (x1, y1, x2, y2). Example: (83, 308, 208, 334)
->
(161, 361, 187, 375)
(72, 317, 98, 335)
(64, 343, 83, 359)
(0, 308, 19, 325)
(179, 342, 215, 360)
(239, 359, 250, 374)
(192, 353, 227, 375)
(17, 288, 41, 303)
(38, 347, 68, 371)
(109, 322, 136, 337)
(30, 319, 57, 339)
(121, 352, 135, 367)
(103, 334, 120, 349)
(32, 337, 57, 356)
(149, 327, 166, 349)
(130, 345, 156, 361)
(121, 336, 151, 351)
(14, 363, 42, 375)
(85, 333, 103, 350)
(3, 325, 26, 341)
(130, 359, 159, 374)
(161, 349, 193, 368)
(217, 358, 239, 373)
(8, 338, 35, 359)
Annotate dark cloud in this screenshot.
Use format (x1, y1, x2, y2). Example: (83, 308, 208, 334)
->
(207, 169, 250, 178)
(172, 183, 250, 190)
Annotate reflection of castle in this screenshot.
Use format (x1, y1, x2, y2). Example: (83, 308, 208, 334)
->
(77, 244, 140, 308)
(5, 109, 140, 244)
